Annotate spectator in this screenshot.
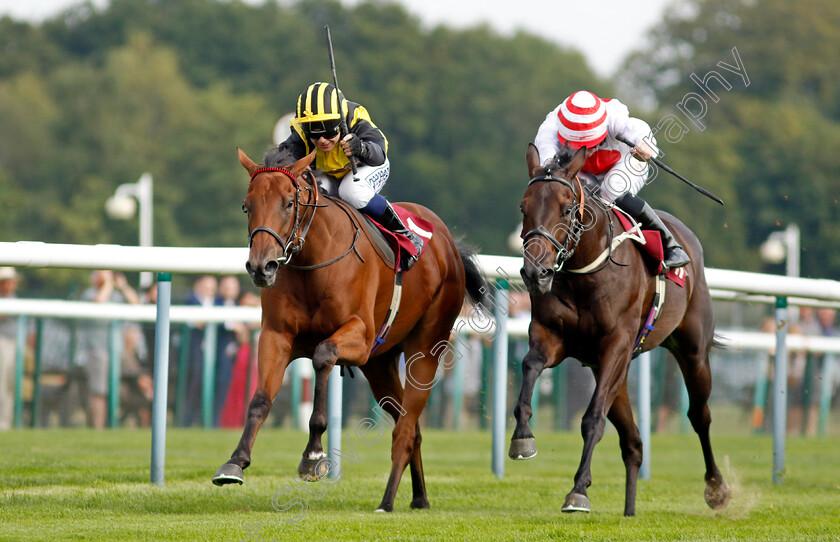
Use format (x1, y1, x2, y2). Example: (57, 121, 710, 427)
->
(0, 267, 20, 429)
(75, 270, 140, 429)
(182, 275, 218, 426)
(120, 321, 153, 427)
(215, 276, 245, 425)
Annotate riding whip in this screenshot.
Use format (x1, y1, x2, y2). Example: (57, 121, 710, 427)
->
(324, 25, 359, 179)
(615, 134, 724, 205)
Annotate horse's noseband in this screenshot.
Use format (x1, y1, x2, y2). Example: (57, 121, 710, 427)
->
(522, 175, 584, 271)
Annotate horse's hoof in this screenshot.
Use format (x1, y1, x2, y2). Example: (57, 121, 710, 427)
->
(410, 497, 430, 510)
(509, 438, 538, 460)
(374, 508, 390, 513)
(298, 454, 329, 482)
(562, 492, 591, 513)
(212, 463, 244, 486)
(705, 478, 731, 510)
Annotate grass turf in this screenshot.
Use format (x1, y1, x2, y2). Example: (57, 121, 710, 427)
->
(1, 429, 838, 541)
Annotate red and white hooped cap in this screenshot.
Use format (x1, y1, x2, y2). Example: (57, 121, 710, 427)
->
(557, 90, 608, 149)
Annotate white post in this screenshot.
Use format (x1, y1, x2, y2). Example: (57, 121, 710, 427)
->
(637, 351, 652, 481)
(492, 280, 509, 478)
(150, 273, 171, 485)
(773, 296, 788, 484)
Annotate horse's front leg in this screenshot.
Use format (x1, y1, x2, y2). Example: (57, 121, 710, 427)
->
(563, 336, 632, 513)
(298, 317, 370, 481)
(510, 325, 564, 460)
(510, 348, 547, 460)
(213, 328, 292, 485)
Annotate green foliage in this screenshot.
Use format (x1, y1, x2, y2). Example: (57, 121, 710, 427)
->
(0, 0, 605, 299)
(2, 0, 839, 295)
(621, 0, 840, 279)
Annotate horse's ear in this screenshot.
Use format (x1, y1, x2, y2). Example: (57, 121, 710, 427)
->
(565, 146, 588, 178)
(238, 147, 259, 177)
(289, 150, 317, 178)
(526, 143, 541, 178)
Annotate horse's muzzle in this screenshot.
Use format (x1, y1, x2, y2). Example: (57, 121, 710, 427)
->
(520, 265, 553, 295)
(246, 259, 279, 288)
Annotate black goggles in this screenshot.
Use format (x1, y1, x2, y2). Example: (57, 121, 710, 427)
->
(304, 120, 341, 140)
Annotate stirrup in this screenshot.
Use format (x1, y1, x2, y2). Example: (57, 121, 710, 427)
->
(663, 246, 690, 270)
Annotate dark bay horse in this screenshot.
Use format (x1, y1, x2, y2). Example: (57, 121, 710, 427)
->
(510, 143, 730, 516)
(213, 149, 486, 512)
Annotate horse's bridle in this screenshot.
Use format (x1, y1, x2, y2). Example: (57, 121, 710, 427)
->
(247, 166, 322, 268)
(522, 174, 586, 271)
(247, 166, 363, 270)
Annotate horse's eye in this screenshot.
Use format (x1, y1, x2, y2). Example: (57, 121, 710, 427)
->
(241, 202, 248, 214)
(286, 200, 294, 211)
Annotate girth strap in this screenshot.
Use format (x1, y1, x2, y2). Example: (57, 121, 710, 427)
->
(631, 273, 667, 359)
(370, 271, 404, 354)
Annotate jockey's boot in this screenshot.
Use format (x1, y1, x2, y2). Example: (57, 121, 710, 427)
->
(615, 193, 690, 270)
(377, 202, 425, 270)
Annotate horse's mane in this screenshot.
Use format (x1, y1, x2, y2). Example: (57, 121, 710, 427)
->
(547, 145, 577, 172)
(263, 141, 297, 167)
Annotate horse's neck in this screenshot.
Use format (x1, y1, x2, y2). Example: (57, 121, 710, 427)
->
(293, 197, 356, 265)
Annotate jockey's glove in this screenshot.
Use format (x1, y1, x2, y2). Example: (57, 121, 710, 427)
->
(344, 134, 369, 161)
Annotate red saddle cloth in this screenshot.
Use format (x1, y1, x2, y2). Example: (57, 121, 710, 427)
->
(372, 204, 434, 271)
(613, 210, 686, 287)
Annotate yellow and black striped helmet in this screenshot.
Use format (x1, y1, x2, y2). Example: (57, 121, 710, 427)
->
(295, 82, 347, 139)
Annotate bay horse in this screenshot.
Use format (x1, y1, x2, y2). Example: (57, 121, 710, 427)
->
(212, 148, 486, 513)
(510, 143, 730, 516)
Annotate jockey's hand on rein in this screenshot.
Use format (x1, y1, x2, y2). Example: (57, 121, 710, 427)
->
(342, 134, 367, 160)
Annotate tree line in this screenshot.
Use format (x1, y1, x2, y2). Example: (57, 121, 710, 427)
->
(0, 0, 837, 296)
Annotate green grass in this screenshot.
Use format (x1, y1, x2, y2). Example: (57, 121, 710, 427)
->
(1, 429, 839, 541)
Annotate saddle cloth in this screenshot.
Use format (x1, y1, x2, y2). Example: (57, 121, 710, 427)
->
(340, 200, 432, 271)
(613, 209, 686, 287)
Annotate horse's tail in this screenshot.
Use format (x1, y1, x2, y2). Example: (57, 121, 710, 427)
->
(713, 333, 728, 349)
(455, 239, 487, 307)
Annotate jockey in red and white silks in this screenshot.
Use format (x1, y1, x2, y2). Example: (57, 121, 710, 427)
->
(533, 90, 690, 269)
(534, 92, 658, 203)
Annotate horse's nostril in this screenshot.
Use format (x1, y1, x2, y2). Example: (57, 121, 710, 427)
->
(539, 267, 552, 279)
(245, 261, 254, 275)
(264, 260, 279, 276)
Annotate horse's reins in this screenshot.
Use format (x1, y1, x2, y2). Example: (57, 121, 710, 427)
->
(247, 167, 362, 270)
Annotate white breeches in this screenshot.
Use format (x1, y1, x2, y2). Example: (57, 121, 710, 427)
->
(314, 158, 390, 209)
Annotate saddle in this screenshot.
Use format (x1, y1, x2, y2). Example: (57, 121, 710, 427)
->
(612, 208, 687, 287)
(330, 197, 433, 271)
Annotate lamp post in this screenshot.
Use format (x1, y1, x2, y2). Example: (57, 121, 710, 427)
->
(105, 172, 154, 289)
(760, 223, 800, 279)
(759, 223, 800, 484)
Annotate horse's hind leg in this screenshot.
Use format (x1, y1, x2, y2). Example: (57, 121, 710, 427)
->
(213, 329, 291, 485)
(606, 381, 643, 517)
(362, 352, 430, 510)
(668, 333, 730, 510)
(374, 340, 444, 513)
